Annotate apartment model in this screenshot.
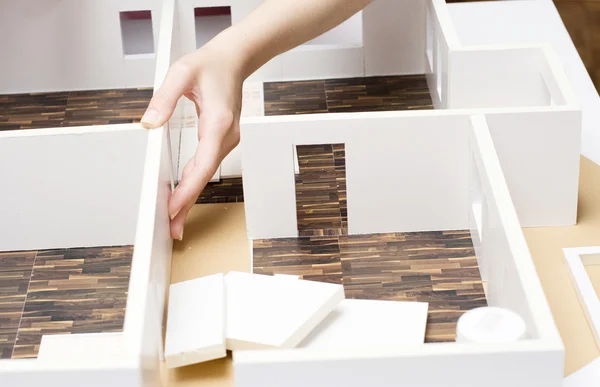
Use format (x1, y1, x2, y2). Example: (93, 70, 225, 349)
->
(0, 0, 593, 386)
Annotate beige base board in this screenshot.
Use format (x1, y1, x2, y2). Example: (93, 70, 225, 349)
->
(160, 156, 600, 386)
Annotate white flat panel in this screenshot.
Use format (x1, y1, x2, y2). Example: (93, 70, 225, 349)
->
(234, 341, 564, 387)
(225, 272, 344, 350)
(280, 45, 364, 81)
(165, 274, 226, 368)
(0, 0, 161, 93)
(447, 0, 600, 167)
(299, 299, 428, 349)
(0, 128, 147, 252)
(363, 0, 426, 76)
(448, 47, 551, 109)
(123, 125, 174, 386)
(241, 112, 470, 239)
(484, 109, 581, 227)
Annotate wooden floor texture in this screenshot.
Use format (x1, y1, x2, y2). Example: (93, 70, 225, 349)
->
(0, 88, 152, 131)
(264, 75, 433, 115)
(253, 231, 487, 343)
(255, 75, 485, 343)
(0, 246, 132, 359)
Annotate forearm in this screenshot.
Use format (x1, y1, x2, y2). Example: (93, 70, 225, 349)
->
(207, 0, 372, 78)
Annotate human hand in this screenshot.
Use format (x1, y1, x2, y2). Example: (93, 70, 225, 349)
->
(141, 44, 244, 241)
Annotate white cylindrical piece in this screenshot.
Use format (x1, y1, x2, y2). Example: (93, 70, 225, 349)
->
(456, 307, 527, 343)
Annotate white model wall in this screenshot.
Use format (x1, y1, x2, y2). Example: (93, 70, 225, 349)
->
(234, 342, 564, 387)
(447, 0, 600, 168)
(241, 113, 470, 239)
(448, 47, 552, 109)
(0, 127, 148, 252)
(363, 0, 426, 76)
(123, 1, 177, 378)
(485, 109, 581, 227)
(469, 116, 562, 341)
(0, 0, 162, 94)
(305, 13, 363, 46)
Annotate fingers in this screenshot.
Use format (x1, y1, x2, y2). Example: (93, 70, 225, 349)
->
(141, 62, 193, 129)
(170, 200, 194, 241)
(168, 135, 222, 229)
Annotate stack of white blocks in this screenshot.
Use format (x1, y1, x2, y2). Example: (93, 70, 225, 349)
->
(164, 272, 429, 368)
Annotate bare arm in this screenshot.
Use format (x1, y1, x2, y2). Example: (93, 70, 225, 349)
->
(217, 0, 373, 78)
(142, 0, 372, 240)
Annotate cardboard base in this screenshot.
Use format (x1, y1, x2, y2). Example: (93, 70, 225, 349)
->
(162, 156, 600, 385)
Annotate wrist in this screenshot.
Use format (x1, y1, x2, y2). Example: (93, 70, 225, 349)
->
(202, 25, 257, 80)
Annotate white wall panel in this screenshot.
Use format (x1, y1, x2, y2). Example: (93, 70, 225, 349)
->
(241, 112, 470, 239)
(0, 0, 162, 93)
(363, 0, 426, 76)
(0, 127, 147, 252)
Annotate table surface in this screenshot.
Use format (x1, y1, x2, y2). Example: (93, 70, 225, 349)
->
(161, 156, 600, 385)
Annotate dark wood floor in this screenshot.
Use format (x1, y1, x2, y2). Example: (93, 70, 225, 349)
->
(0, 88, 152, 131)
(295, 144, 347, 237)
(0, 246, 132, 359)
(263, 75, 434, 115)
(255, 75, 485, 343)
(253, 231, 487, 343)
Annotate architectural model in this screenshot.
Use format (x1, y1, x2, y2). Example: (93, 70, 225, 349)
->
(0, 0, 598, 386)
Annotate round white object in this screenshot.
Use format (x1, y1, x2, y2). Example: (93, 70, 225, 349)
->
(456, 306, 526, 343)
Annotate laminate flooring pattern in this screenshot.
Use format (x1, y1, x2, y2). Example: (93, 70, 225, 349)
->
(253, 230, 487, 343)
(0, 251, 36, 359)
(263, 75, 434, 116)
(0, 88, 152, 131)
(0, 246, 133, 359)
(295, 144, 347, 237)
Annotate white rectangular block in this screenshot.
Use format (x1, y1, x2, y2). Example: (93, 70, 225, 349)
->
(165, 273, 226, 368)
(225, 272, 345, 350)
(299, 299, 429, 349)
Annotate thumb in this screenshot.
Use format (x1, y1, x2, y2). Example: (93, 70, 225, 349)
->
(141, 63, 192, 129)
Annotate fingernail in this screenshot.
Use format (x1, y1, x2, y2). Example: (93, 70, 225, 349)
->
(178, 228, 184, 241)
(141, 108, 160, 127)
(170, 208, 180, 220)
